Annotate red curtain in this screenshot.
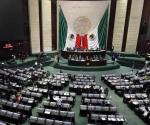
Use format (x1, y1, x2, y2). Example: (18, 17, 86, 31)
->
(75, 34, 81, 49)
(82, 34, 88, 49)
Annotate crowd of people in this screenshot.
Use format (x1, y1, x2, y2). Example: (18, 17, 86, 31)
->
(66, 47, 102, 52)
(69, 54, 103, 61)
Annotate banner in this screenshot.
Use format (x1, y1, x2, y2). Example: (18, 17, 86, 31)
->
(59, 7, 68, 50)
(59, 2, 109, 51)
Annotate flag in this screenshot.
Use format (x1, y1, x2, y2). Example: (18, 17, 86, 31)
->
(82, 34, 88, 49)
(75, 34, 81, 49)
(59, 7, 68, 50)
(98, 6, 109, 49)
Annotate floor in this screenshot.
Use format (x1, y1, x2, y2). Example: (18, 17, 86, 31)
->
(1, 55, 147, 125)
(40, 65, 146, 125)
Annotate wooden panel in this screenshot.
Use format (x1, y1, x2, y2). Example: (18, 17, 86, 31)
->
(107, 0, 117, 50)
(122, 0, 132, 52)
(28, 0, 41, 54)
(42, 0, 52, 52)
(112, 0, 128, 52)
(125, 0, 144, 53)
(39, 0, 43, 52)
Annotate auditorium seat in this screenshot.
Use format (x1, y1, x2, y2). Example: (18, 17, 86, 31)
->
(102, 67, 150, 123)
(0, 66, 128, 125)
(37, 108, 75, 123)
(0, 109, 22, 124)
(43, 101, 71, 111)
(82, 93, 106, 99)
(21, 90, 42, 101)
(80, 105, 117, 116)
(0, 99, 32, 115)
(29, 116, 73, 125)
(82, 98, 112, 106)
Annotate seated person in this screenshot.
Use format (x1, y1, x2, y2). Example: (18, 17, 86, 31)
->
(69, 55, 72, 60)
(75, 55, 79, 60)
(39, 63, 43, 70)
(79, 55, 82, 60)
(95, 55, 99, 60)
(90, 56, 93, 61)
(16, 92, 22, 103)
(81, 56, 85, 61)
(99, 55, 102, 60)
(33, 61, 38, 68)
(66, 47, 69, 51)
(86, 56, 89, 61)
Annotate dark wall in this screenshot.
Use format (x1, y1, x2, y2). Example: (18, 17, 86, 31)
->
(137, 0, 150, 54)
(0, 0, 30, 60)
(0, 0, 24, 41)
(51, 0, 57, 51)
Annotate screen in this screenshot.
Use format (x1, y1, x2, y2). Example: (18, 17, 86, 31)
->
(0, 0, 24, 41)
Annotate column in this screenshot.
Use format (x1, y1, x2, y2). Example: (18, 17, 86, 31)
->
(28, 0, 41, 54)
(125, 0, 144, 53)
(42, 0, 52, 52)
(112, 0, 128, 52)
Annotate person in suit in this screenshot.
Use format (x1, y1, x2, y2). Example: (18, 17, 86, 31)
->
(39, 63, 43, 70)
(34, 61, 38, 69)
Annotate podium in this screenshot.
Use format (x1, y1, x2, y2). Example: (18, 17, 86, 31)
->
(61, 50, 106, 59)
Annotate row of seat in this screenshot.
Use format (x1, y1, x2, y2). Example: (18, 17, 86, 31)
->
(37, 108, 75, 123)
(27, 87, 48, 95)
(102, 74, 145, 96)
(72, 81, 96, 85)
(69, 84, 103, 94)
(0, 99, 32, 115)
(128, 99, 150, 107)
(49, 90, 76, 98)
(0, 67, 49, 124)
(0, 84, 10, 93)
(88, 114, 126, 125)
(10, 96, 36, 107)
(21, 90, 42, 100)
(0, 109, 22, 124)
(48, 82, 65, 90)
(73, 78, 94, 82)
(82, 93, 106, 99)
(80, 105, 117, 116)
(43, 101, 71, 111)
(9, 81, 22, 91)
(29, 116, 73, 125)
(136, 106, 150, 123)
(77, 74, 127, 125)
(50, 95, 75, 105)
(82, 98, 112, 106)
(101, 67, 150, 124)
(123, 93, 147, 102)
(115, 85, 144, 96)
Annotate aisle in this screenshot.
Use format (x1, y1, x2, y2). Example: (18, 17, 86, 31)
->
(72, 96, 88, 125)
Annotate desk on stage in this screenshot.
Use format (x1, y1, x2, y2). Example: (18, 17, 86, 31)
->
(68, 59, 107, 66)
(61, 50, 106, 59)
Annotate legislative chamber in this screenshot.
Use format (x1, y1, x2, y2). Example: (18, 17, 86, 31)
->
(0, 0, 150, 125)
